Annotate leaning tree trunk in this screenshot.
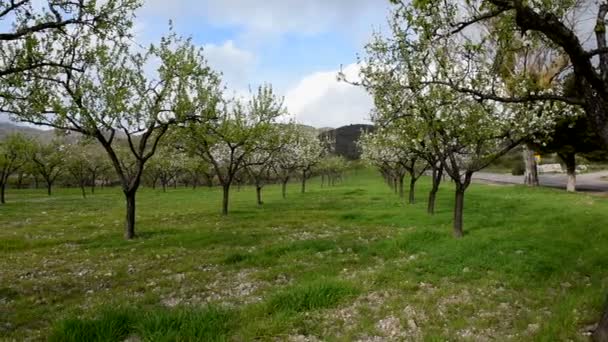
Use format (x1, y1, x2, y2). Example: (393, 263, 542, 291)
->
(222, 184, 230, 216)
(408, 177, 417, 204)
(427, 166, 443, 215)
(453, 186, 466, 238)
(256, 186, 263, 206)
(124, 191, 136, 239)
(80, 183, 87, 199)
(523, 145, 539, 186)
(428, 187, 437, 215)
(594, 297, 608, 341)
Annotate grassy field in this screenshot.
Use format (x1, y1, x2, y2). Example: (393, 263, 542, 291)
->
(1, 169, 608, 341)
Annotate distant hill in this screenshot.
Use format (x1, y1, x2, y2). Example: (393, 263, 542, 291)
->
(317, 127, 334, 133)
(321, 124, 375, 160)
(0, 122, 57, 142)
(294, 124, 330, 137)
(0, 121, 126, 144)
(1, 121, 371, 160)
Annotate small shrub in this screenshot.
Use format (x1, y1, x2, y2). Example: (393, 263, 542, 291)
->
(49, 308, 135, 342)
(136, 306, 237, 341)
(266, 279, 358, 313)
(50, 305, 237, 342)
(224, 252, 251, 264)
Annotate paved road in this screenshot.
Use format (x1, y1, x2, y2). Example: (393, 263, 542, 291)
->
(473, 171, 608, 192)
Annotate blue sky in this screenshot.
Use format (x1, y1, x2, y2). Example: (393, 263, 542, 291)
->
(135, 0, 392, 128)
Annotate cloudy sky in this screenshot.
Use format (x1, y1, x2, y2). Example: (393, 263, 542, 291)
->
(136, 0, 391, 128)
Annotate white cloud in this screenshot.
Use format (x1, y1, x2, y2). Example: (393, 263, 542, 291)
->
(284, 64, 372, 128)
(134, 2, 384, 128)
(203, 40, 256, 90)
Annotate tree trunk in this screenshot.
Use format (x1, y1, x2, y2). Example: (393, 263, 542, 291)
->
(1, 182, 5, 204)
(428, 166, 443, 215)
(256, 186, 263, 206)
(222, 184, 230, 216)
(34, 176, 39, 189)
(162, 181, 167, 192)
(124, 192, 136, 239)
(321, 174, 325, 188)
(398, 175, 404, 199)
(90, 173, 96, 194)
(46, 182, 52, 196)
(301, 171, 307, 193)
(594, 298, 608, 342)
(523, 145, 539, 186)
(409, 177, 416, 204)
(567, 169, 576, 192)
(282, 180, 288, 199)
(80, 184, 87, 198)
(428, 190, 437, 215)
(453, 186, 465, 238)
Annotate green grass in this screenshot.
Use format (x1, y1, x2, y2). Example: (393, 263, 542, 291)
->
(1, 169, 608, 340)
(49, 305, 237, 342)
(266, 279, 358, 313)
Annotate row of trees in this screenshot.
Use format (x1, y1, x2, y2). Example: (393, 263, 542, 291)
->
(0, 0, 345, 237)
(348, 0, 585, 238)
(351, 1, 608, 338)
(0, 136, 112, 202)
(0, 1, 337, 240)
(0, 115, 334, 214)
